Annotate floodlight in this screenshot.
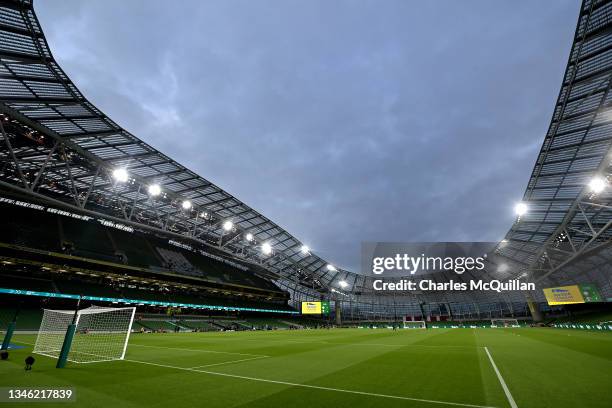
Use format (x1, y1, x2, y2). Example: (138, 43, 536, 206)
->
(148, 184, 161, 196)
(300, 245, 310, 254)
(245, 233, 254, 242)
(112, 168, 129, 183)
(261, 242, 272, 255)
(339, 280, 348, 288)
(181, 200, 192, 210)
(514, 202, 528, 216)
(588, 176, 607, 194)
(497, 263, 509, 273)
(222, 220, 234, 231)
(327, 264, 336, 271)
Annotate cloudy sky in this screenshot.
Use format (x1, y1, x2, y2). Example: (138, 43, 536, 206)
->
(35, 0, 579, 271)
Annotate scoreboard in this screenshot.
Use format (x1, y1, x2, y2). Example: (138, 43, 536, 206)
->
(301, 301, 331, 315)
(543, 284, 602, 305)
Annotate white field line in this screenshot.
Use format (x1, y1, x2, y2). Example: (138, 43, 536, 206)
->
(190, 355, 269, 369)
(20, 338, 497, 408)
(239, 338, 482, 349)
(17, 339, 270, 358)
(125, 358, 499, 408)
(129, 343, 269, 357)
(16, 337, 478, 350)
(484, 347, 518, 408)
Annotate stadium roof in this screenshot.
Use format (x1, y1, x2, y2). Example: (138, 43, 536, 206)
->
(0, 0, 611, 294)
(497, 0, 612, 287)
(0, 0, 345, 290)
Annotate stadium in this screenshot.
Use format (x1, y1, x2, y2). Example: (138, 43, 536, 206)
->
(0, 0, 611, 407)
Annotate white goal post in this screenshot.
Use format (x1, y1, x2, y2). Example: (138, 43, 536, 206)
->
(33, 306, 136, 364)
(491, 318, 519, 328)
(402, 320, 427, 329)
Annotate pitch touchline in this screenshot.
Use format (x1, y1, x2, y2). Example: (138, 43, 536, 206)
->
(129, 343, 269, 357)
(484, 347, 518, 408)
(125, 359, 499, 408)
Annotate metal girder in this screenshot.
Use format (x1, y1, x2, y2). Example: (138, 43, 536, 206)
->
(500, 0, 612, 289)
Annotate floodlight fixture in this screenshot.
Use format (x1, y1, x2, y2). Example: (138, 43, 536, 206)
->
(514, 202, 528, 216)
(112, 168, 129, 183)
(497, 263, 509, 273)
(182, 200, 192, 210)
(589, 176, 607, 194)
(222, 220, 234, 231)
(261, 242, 273, 255)
(148, 184, 162, 196)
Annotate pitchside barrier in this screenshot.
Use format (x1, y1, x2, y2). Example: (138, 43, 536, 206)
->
(552, 322, 612, 331)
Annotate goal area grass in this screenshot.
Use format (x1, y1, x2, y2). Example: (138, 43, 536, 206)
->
(2, 328, 610, 408)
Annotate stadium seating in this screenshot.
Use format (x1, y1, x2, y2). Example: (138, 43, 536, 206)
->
(0, 198, 286, 297)
(2, 274, 56, 293)
(2, 205, 61, 252)
(156, 247, 202, 277)
(0, 272, 292, 313)
(54, 279, 123, 298)
(61, 217, 117, 263)
(551, 311, 612, 325)
(111, 230, 163, 269)
(245, 317, 292, 329)
(179, 320, 216, 331)
(0, 307, 43, 331)
(135, 319, 176, 332)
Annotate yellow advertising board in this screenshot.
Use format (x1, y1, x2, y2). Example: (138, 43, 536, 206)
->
(301, 301, 322, 314)
(543, 285, 585, 305)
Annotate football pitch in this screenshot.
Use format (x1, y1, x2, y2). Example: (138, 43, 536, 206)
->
(2, 328, 611, 408)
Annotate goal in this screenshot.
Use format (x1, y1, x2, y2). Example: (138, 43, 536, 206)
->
(491, 318, 519, 328)
(33, 306, 135, 363)
(403, 320, 427, 329)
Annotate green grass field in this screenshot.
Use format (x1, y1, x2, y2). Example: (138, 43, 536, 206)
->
(2, 328, 611, 408)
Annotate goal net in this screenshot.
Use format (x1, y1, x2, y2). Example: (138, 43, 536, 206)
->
(33, 306, 135, 363)
(403, 320, 427, 329)
(491, 318, 519, 328)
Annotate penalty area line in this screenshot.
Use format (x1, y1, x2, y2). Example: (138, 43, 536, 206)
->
(124, 358, 499, 408)
(484, 347, 518, 408)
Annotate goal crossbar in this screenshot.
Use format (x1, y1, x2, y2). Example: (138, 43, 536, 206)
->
(402, 320, 427, 329)
(491, 318, 519, 327)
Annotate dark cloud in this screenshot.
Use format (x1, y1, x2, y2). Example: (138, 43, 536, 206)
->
(35, 0, 579, 271)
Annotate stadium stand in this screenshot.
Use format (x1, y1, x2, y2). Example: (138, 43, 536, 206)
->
(179, 320, 216, 331)
(3, 205, 61, 252)
(245, 318, 292, 329)
(0, 0, 610, 337)
(61, 217, 117, 263)
(0, 195, 292, 313)
(156, 247, 202, 277)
